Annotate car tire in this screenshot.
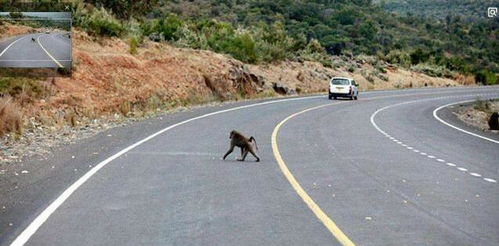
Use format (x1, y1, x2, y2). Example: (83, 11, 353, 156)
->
(333, 96, 337, 100)
(354, 95, 358, 100)
(328, 94, 333, 100)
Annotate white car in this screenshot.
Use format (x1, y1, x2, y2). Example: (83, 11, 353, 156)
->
(328, 77, 359, 100)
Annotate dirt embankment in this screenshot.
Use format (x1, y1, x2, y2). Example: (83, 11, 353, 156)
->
(2, 23, 465, 126)
(454, 100, 499, 132)
(0, 23, 469, 163)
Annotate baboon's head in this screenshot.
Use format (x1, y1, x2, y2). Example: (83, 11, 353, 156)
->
(229, 130, 236, 139)
(492, 112, 499, 120)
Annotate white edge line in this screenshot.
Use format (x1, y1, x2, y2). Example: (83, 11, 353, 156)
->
(36, 35, 64, 68)
(370, 94, 499, 185)
(9, 95, 322, 246)
(0, 36, 27, 57)
(11, 90, 499, 246)
(433, 99, 499, 144)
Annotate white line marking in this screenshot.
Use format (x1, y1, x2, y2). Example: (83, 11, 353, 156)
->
(8, 95, 324, 246)
(433, 100, 499, 144)
(0, 36, 27, 58)
(484, 178, 497, 183)
(369, 94, 499, 185)
(36, 35, 64, 68)
(13, 90, 499, 246)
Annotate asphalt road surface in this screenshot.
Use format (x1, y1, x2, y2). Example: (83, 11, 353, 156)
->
(0, 32, 71, 68)
(1, 87, 499, 246)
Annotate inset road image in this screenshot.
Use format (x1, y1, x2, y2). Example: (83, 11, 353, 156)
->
(0, 12, 71, 69)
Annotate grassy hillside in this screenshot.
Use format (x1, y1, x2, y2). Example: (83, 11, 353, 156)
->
(2, 0, 496, 82)
(377, 0, 499, 21)
(69, 0, 497, 84)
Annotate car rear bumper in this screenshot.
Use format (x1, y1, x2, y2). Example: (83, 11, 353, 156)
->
(329, 92, 353, 97)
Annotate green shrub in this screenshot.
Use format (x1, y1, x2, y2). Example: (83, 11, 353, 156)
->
(385, 50, 411, 67)
(221, 32, 258, 63)
(125, 18, 144, 44)
(74, 5, 124, 37)
(411, 63, 453, 78)
(158, 14, 183, 41)
(410, 48, 430, 65)
(174, 24, 208, 49)
(475, 70, 497, 85)
(129, 37, 138, 55)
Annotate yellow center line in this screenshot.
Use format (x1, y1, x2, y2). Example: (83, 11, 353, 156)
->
(36, 35, 64, 68)
(271, 101, 356, 246)
(269, 89, 491, 245)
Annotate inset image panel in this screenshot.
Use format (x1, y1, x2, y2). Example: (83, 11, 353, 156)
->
(0, 12, 71, 76)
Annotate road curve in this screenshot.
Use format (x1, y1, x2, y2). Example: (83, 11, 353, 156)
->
(0, 32, 71, 68)
(1, 86, 499, 246)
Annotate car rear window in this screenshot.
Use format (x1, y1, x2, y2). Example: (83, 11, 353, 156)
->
(331, 79, 350, 85)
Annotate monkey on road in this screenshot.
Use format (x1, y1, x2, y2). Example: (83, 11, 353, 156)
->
(223, 130, 260, 162)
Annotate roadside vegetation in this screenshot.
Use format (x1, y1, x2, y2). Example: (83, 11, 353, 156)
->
(380, 0, 498, 22)
(0, 0, 497, 140)
(62, 0, 498, 85)
(1, 0, 497, 84)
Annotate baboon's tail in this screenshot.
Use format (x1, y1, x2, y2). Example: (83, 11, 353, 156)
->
(249, 136, 258, 150)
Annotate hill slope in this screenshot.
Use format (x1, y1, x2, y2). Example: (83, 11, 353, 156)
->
(377, 0, 499, 21)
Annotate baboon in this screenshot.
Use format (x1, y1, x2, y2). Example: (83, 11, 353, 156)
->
(223, 130, 260, 162)
(489, 112, 499, 130)
(31, 37, 35, 42)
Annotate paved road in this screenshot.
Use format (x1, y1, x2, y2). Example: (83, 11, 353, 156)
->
(0, 32, 71, 68)
(1, 87, 498, 246)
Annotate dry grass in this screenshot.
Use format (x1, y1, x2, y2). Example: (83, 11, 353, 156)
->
(455, 99, 499, 131)
(0, 96, 23, 137)
(454, 74, 476, 86)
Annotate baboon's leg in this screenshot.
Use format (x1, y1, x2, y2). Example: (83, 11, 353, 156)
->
(240, 147, 244, 158)
(248, 148, 260, 162)
(238, 149, 249, 161)
(223, 145, 234, 160)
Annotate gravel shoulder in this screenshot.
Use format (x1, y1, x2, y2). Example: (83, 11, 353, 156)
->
(452, 99, 499, 133)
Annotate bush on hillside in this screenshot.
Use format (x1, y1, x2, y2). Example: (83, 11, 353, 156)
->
(73, 4, 124, 37)
(475, 70, 497, 85)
